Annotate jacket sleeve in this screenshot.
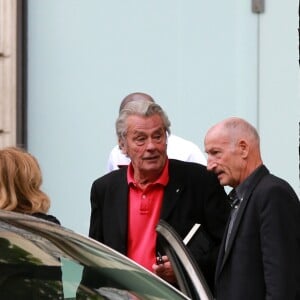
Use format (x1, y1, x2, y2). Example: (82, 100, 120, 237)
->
(258, 181, 300, 299)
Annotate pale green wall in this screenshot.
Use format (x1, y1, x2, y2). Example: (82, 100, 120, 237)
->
(259, 1, 300, 198)
(27, 0, 299, 234)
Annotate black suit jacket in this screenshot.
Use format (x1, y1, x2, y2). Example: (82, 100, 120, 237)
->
(215, 165, 300, 300)
(89, 159, 230, 290)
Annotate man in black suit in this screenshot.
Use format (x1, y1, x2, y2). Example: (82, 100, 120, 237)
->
(88, 94, 230, 291)
(204, 117, 300, 300)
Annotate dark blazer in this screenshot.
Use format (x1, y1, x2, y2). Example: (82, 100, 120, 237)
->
(215, 165, 300, 300)
(89, 159, 230, 291)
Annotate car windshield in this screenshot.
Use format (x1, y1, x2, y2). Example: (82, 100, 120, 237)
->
(0, 211, 189, 300)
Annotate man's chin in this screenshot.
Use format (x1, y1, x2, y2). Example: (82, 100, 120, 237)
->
(142, 161, 164, 172)
(143, 157, 165, 165)
(217, 174, 228, 186)
(143, 163, 161, 171)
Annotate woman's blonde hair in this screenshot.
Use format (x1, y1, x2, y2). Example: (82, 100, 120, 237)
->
(0, 147, 50, 213)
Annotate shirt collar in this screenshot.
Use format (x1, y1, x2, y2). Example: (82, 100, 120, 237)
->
(227, 189, 240, 208)
(235, 164, 264, 201)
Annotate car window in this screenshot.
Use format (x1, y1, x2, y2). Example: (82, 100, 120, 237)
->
(0, 212, 190, 300)
(0, 224, 64, 299)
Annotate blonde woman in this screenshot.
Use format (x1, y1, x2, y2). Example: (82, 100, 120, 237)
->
(0, 147, 60, 224)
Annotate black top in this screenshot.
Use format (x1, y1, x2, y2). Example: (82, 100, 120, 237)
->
(31, 212, 61, 225)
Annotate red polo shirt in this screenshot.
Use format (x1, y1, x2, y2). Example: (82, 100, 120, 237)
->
(127, 160, 169, 271)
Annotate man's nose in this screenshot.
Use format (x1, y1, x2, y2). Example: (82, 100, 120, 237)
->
(206, 157, 215, 171)
(145, 138, 158, 149)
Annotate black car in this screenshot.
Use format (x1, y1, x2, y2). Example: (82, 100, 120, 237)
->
(0, 210, 212, 299)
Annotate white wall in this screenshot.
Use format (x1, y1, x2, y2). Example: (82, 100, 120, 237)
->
(27, 0, 299, 234)
(259, 0, 300, 195)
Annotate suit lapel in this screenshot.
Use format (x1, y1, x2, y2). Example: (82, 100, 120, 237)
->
(215, 165, 270, 280)
(114, 180, 128, 239)
(161, 182, 184, 219)
(160, 161, 185, 219)
(105, 169, 129, 253)
(215, 219, 230, 278)
(218, 197, 248, 274)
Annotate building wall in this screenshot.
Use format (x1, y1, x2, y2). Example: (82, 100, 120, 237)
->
(27, 0, 300, 234)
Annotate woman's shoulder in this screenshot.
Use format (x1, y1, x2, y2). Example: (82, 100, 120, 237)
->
(31, 212, 61, 225)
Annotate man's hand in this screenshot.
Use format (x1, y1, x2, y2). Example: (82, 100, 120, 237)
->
(152, 255, 177, 284)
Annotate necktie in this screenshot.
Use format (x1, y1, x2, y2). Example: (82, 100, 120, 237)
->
(225, 189, 241, 251)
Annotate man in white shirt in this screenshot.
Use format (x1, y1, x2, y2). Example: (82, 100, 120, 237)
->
(107, 92, 206, 172)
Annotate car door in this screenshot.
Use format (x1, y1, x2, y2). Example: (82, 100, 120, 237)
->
(156, 220, 213, 300)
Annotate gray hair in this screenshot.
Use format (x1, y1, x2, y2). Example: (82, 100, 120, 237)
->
(116, 99, 171, 140)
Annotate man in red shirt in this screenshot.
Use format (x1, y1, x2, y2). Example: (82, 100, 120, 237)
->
(88, 93, 230, 291)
